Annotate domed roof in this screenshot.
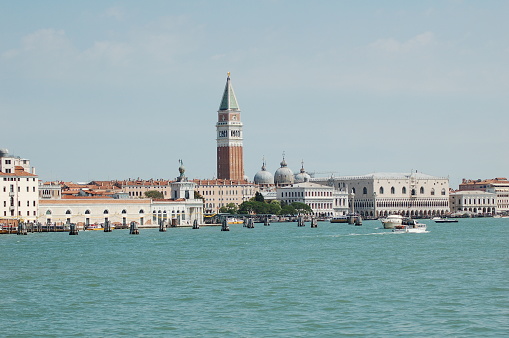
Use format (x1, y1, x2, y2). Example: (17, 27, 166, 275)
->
(274, 156, 294, 186)
(254, 161, 274, 185)
(294, 161, 311, 183)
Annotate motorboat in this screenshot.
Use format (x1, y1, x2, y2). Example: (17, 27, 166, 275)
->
(433, 217, 458, 223)
(330, 216, 348, 224)
(380, 214, 403, 229)
(393, 219, 427, 233)
(228, 218, 243, 224)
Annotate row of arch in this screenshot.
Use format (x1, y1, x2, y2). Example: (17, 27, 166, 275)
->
(46, 209, 145, 215)
(457, 207, 495, 213)
(353, 200, 449, 209)
(359, 210, 448, 217)
(352, 186, 446, 196)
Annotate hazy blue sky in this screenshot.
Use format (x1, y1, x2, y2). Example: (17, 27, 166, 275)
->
(1, 0, 508, 188)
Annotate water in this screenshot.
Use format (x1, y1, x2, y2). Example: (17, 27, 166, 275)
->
(1, 218, 508, 337)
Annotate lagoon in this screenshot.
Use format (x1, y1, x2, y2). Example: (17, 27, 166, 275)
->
(1, 218, 507, 337)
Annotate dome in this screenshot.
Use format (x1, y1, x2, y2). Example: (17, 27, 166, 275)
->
(294, 162, 311, 183)
(254, 162, 274, 185)
(274, 156, 294, 186)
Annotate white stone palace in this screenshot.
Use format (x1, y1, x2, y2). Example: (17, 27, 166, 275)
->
(313, 172, 450, 218)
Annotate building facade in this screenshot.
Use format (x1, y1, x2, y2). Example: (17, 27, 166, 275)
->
(313, 172, 450, 218)
(449, 190, 497, 215)
(459, 178, 509, 214)
(0, 149, 39, 221)
(216, 73, 245, 181)
(38, 164, 204, 227)
(194, 179, 257, 213)
(276, 182, 349, 217)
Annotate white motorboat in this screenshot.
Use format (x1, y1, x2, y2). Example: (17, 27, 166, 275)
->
(381, 214, 403, 229)
(393, 219, 427, 233)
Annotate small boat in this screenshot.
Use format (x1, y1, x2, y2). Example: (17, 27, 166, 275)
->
(86, 224, 104, 231)
(228, 218, 243, 224)
(393, 219, 427, 233)
(381, 214, 403, 229)
(330, 216, 348, 224)
(433, 218, 458, 223)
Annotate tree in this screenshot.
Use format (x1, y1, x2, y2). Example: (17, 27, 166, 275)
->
(194, 191, 205, 201)
(144, 190, 164, 199)
(266, 202, 282, 215)
(280, 205, 297, 215)
(219, 203, 238, 214)
(253, 192, 265, 203)
(291, 202, 312, 214)
(238, 201, 267, 214)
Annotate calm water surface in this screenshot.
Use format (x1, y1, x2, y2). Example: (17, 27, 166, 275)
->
(1, 218, 508, 337)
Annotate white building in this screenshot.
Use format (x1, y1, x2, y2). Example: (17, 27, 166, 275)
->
(458, 177, 509, 214)
(277, 182, 349, 217)
(313, 172, 450, 218)
(38, 163, 204, 227)
(0, 149, 39, 221)
(449, 190, 497, 215)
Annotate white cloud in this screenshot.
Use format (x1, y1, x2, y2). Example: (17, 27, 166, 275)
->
(81, 40, 133, 66)
(103, 7, 127, 21)
(370, 32, 435, 53)
(0, 18, 203, 84)
(21, 29, 74, 53)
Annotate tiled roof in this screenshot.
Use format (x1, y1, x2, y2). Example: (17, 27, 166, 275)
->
(0, 167, 37, 177)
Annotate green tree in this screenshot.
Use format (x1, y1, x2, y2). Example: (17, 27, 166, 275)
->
(266, 202, 282, 215)
(238, 201, 268, 214)
(144, 190, 164, 199)
(253, 192, 265, 203)
(280, 204, 297, 215)
(219, 203, 238, 214)
(194, 191, 205, 201)
(291, 202, 312, 214)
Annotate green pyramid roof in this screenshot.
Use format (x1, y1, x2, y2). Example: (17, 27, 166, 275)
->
(219, 74, 240, 111)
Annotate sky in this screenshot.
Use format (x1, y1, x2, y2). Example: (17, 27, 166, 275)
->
(1, 0, 508, 188)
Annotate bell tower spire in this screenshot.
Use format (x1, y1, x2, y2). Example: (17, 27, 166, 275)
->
(216, 73, 245, 181)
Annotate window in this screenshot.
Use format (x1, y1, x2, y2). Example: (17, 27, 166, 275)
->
(402, 187, 407, 194)
(420, 187, 424, 194)
(139, 209, 145, 214)
(363, 187, 367, 194)
(103, 210, 109, 214)
(391, 186, 395, 194)
(441, 189, 446, 196)
(379, 187, 384, 194)
(85, 210, 90, 214)
(65, 210, 71, 214)
(122, 209, 127, 214)
(46, 210, 52, 215)
(431, 189, 435, 196)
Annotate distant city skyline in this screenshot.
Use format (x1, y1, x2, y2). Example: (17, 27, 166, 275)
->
(1, 1, 508, 189)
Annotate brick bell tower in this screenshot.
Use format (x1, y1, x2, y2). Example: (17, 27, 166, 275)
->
(216, 72, 245, 181)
